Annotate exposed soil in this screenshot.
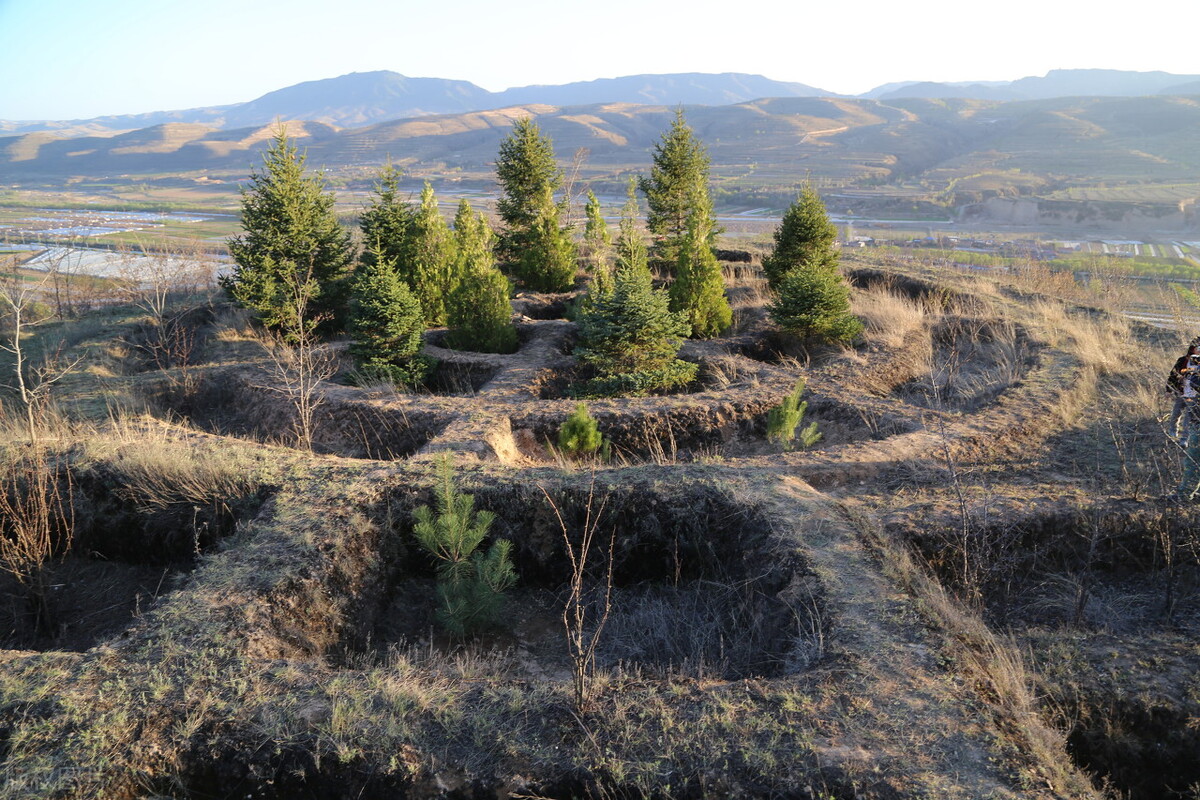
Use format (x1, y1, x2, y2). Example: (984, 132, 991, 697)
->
(4, 263, 1185, 800)
(354, 481, 819, 681)
(0, 559, 181, 652)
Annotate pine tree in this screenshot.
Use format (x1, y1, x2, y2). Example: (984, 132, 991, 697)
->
(516, 185, 577, 292)
(403, 181, 457, 325)
(581, 190, 611, 273)
(611, 178, 646, 291)
(495, 118, 576, 291)
(766, 379, 822, 450)
(359, 162, 414, 270)
(639, 109, 719, 270)
(224, 129, 353, 331)
(446, 200, 518, 353)
(761, 185, 840, 291)
(767, 266, 863, 343)
(558, 402, 605, 457)
(573, 194, 695, 397)
(763, 186, 861, 343)
(347, 245, 431, 386)
(413, 455, 516, 636)
(669, 189, 731, 338)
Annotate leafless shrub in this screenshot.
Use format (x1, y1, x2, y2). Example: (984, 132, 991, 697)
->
(0, 266, 84, 443)
(0, 445, 74, 635)
(117, 245, 218, 386)
(249, 274, 338, 452)
(540, 477, 613, 712)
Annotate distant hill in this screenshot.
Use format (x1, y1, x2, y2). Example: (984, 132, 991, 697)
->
(0, 71, 835, 136)
(6, 69, 1200, 139)
(869, 68, 1200, 101)
(7, 95, 1200, 209)
(218, 72, 493, 129)
(491, 73, 828, 108)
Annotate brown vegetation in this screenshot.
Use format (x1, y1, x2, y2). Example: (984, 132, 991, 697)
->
(0, 249, 1194, 800)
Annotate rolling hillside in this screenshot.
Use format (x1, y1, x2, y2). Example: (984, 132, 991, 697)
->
(6, 94, 1200, 215)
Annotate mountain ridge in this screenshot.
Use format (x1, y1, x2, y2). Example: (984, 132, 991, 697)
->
(5, 68, 1200, 138)
(7, 94, 1200, 211)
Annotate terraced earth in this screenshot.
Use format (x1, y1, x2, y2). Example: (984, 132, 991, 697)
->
(0, 257, 1194, 799)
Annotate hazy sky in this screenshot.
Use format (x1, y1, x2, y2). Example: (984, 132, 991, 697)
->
(1, 0, 1197, 120)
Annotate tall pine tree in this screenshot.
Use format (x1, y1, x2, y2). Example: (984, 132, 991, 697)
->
(402, 181, 457, 325)
(446, 200, 518, 353)
(359, 162, 414, 270)
(581, 189, 611, 273)
(670, 189, 731, 339)
(495, 118, 576, 292)
(761, 185, 840, 290)
(639, 109, 719, 270)
(224, 129, 353, 330)
(573, 187, 695, 397)
(348, 245, 431, 386)
(764, 186, 861, 343)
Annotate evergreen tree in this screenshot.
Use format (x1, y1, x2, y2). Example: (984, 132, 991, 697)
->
(611, 178, 645, 292)
(224, 129, 353, 330)
(414, 455, 516, 637)
(766, 379, 822, 450)
(495, 118, 576, 291)
(573, 195, 695, 397)
(767, 266, 863, 343)
(516, 185, 577, 292)
(359, 162, 414, 270)
(446, 200, 518, 353)
(347, 245, 431, 386)
(669, 189, 731, 338)
(581, 190, 611, 272)
(763, 186, 861, 343)
(761, 185, 840, 291)
(558, 402, 605, 458)
(403, 181, 456, 325)
(639, 109, 719, 269)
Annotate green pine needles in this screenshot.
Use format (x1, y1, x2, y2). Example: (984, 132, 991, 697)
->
(347, 247, 433, 387)
(224, 129, 353, 332)
(764, 187, 862, 343)
(669, 194, 731, 339)
(767, 266, 863, 343)
(413, 456, 517, 636)
(766, 379, 822, 450)
(495, 119, 576, 292)
(445, 200, 518, 354)
(558, 403, 607, 459)
(572, 190, 696, 398)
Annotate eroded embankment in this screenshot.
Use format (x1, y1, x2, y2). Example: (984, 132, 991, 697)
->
(0, 459, 1098, 799)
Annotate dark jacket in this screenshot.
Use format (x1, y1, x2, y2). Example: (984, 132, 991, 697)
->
(1169, 354, 1193, 394)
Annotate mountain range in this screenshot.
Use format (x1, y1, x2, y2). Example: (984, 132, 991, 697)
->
(3, 69, 1198, 136)
(7, 93, 1200, 210)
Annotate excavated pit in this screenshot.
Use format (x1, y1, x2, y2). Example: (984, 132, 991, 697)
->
(414, 359, 499, 395)
(148, 372, 450, 459)
(120, 305, 217, 374)
(0, 461, 267, 652)
(899, 501, 1200, 800)
(893, 317, 1038, 412)
(349, 480, 824, 681)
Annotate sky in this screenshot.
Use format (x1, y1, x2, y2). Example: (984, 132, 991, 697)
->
(1, 0, 1198, 121)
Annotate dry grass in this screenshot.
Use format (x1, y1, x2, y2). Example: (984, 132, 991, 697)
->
(851, 284, 932, 348)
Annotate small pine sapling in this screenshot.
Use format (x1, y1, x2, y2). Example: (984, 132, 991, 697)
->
(766, 379, 822, 450)
(413, 456, 516, 636)
(558, 402, 606, 458)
